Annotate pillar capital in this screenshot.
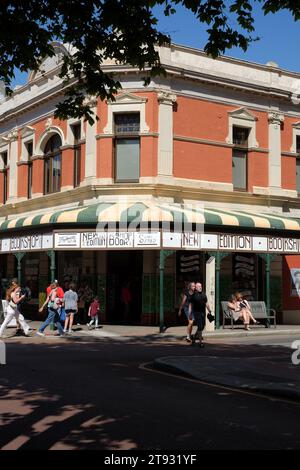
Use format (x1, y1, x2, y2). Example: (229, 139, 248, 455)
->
(268, 112, 284, 125)
(157, 90, 177, 106)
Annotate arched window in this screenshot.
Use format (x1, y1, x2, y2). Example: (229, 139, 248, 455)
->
(44, 134, 62, 194)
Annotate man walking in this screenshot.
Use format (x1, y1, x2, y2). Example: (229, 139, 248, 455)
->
(189, 282, 212, 348)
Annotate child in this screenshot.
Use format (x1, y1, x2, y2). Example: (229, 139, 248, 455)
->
(63, 283, 78, 334)
(87, 296, 100, 329)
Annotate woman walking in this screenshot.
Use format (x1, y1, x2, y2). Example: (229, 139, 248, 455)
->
(37, 282, 65, 337)
(0, 281, 31, 338)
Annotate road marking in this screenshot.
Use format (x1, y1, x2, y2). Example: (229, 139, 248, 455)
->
(140, 362, 300, 407)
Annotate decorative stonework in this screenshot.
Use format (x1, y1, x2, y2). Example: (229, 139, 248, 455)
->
(45, 118, 53, 131)
(21, 126, 35, 138)
(83, 95, 98, 108)
(103, 91, 149, 134)
(226, 107, 258, 148)
(7, 129, 18, 142)
(157, 90, 177, 106)
(268, 112, 284, 126)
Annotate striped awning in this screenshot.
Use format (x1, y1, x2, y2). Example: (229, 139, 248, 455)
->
(1, 201, 300, 232)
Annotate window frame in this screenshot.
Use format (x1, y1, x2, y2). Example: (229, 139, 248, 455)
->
(43, 135, 62, 195)
(71, 123, 81, 188)
(1, 151, 8, 204)
(113, 112, 140, 183)
(232, 124, 248, 192)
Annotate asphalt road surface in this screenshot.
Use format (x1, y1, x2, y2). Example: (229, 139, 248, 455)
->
(1, 334, 300, 450)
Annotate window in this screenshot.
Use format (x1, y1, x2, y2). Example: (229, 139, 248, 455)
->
(25, 141, 33, 199)
(1, 151, 8, 203)
(233, 126, 249, 146)
(296, 135, 300, 155)
(232, 126, 248, 190)
(232, 150, 247, 190)
(72, 124, 81, 187)
(114, 113, 140, 182)
(297, 160, 300, 195)
(44, 134, 62, 194)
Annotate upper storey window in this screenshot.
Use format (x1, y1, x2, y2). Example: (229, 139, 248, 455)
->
(232, 126, 249, 191)
(44, 134, 62, 194)
(114, 113, 140, 183)
(1, 151, 8, 204)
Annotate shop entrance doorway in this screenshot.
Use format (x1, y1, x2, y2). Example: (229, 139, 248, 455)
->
(107, 251, 143, 324)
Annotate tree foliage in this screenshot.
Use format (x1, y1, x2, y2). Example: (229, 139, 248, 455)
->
(0, 1, 299, 123)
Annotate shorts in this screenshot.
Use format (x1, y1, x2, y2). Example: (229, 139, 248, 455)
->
(183, 307, 194, 321)
(65, 309, 76, 316)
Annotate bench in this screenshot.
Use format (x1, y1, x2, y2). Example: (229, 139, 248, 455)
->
(221, 301, 276, 329)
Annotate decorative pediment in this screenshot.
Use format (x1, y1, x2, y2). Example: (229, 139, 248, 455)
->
(0, 136, 9, 147)
(111, 92, 147, 105)
(21, 126, 35, 138)
(228, 107, 257, 122)
(28, 41, 70, 83)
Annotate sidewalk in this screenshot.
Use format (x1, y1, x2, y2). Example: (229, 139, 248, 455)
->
(8, 321, 300, 340)
(153, 355, 300, 401)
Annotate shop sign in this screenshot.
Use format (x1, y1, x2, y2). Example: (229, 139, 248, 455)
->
(134, 232, 160, 248)
(2, 231, 300, 254)
(107, 232, 134, 248)
(81, 232, 107, 248)
(54, 233, 80, 248)
(1, 234, 53, 252)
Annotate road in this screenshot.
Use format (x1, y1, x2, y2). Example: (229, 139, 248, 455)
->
(0, 333, 300, 450)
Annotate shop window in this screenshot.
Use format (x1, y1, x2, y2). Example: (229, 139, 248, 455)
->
(25, 141, 33, 199)
(44, 134, 62, 194)
(232, 126, 248, 191)
(1, 151, 8, 204)
(114, 113, 140, 182)
(71, 123, 81, 188)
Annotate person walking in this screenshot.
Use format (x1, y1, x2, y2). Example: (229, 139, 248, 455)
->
(37, 282, 65, 337)
(178, 281, 196, 342)
(189, 282, 212, 348)
(0, 281, 31, 338)
(63, 283, 78, 334)
(87, 296, 100, 329)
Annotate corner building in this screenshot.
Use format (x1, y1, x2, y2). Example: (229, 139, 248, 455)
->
(1, 42, 300, 327)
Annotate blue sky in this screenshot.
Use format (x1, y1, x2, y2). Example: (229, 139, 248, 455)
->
(12, 3, 300, 88)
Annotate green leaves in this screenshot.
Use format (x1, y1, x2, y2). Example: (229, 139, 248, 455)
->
(0, 1, 298, 121)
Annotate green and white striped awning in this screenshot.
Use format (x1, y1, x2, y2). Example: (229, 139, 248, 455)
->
(1, 201, 300, 232)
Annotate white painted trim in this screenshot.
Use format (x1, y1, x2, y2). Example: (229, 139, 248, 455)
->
(66, 117, 85, 145)
(35, 125, 66, 154)
(291, 121, 300, 153)
(226, 107, 258, 148)
(103, 91, 149, 134)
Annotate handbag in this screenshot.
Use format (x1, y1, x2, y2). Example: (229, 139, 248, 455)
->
(59, 307, 66, 321)
(207, 312, 215, 323)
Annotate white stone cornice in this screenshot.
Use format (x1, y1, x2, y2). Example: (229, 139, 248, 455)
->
(268, 112, 284, 125)
(157, 90, 177, 105)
